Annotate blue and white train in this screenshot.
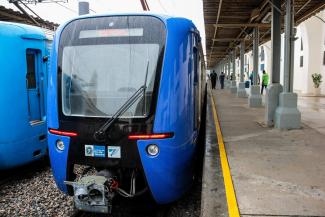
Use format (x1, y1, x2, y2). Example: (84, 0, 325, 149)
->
(47, 13, 206, 213)
(0, 22, 49, 170)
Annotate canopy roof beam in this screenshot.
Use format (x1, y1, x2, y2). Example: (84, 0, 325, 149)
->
(214, 23, 271, 28)
(212, 38, 249, 42)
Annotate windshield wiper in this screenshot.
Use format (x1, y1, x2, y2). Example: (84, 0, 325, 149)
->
(93, 61, 150, 142)
(93, 85, 145, 142)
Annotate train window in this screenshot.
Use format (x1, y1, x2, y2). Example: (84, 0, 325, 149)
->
(26, 52, 36, 89)
(58, 16, 166, 118)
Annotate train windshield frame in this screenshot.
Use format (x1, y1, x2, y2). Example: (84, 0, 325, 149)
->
(58, 16, 166, 119)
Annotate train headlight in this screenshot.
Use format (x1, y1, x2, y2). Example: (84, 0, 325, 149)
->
(56, 140, 65, 151)
(146, 144, 159, 156)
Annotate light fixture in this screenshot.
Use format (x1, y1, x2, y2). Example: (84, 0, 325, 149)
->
(56, 140, 65, 151)
(146, 144, 159, 156)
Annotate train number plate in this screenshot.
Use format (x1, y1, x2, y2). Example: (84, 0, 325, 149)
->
(107, 146, 121, 159)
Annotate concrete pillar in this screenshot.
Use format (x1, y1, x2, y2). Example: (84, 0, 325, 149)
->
(79, 1, 89, 15)
(274, 0, 301, 129)
(237, 41, 247, 97)
(223, 61, 227, 88)
(225, 58, 231, 88)
(248, 27, 262, 107)
(253, 28, 259, 85)
(232, 50, 236, 81)
(265, 0, 283, 126)
(271, 0, 281, 84)
(230, 50, 237, 94)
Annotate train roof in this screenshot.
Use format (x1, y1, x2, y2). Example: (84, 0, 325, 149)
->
(75, 12, 189, 23)
(56, 12, 198, 35)
(0, 21, 46, 40)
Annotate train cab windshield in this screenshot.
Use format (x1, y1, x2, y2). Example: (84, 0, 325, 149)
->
(58, 16, 166, 118)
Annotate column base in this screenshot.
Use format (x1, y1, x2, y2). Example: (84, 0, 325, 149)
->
(225, 80, 230, 89)
(265, 83, 283, 127)
(248, 85, 262, 107)
(274, 92, 301, 129)
(230, 81, 237, 94)
(237, 82, 247, 98)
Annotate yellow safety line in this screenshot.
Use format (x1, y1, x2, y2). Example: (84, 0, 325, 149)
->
(210, 91, 240, 217)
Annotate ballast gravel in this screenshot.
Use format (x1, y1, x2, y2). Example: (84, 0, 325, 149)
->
(0, 159, 201, 217)
(0, 164, 74, 217)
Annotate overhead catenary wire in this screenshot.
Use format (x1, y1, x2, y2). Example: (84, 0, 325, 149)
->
(157, 0, 168, 13)
(18, 0, 43, 20)
(53, 1, 77, 13)
(11, 1, 41, 26)
(51, 0, 96, 14)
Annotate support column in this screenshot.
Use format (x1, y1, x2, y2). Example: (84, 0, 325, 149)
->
(221, 60, 227, 89)
(248, 27, 262, 107)
(274, 0, 301, 129)
(216, 64, 220, 88)
(237, 42, 247, 97)
(225, 58, 231, 89)
(230, 50, 237, 94)
(265, 0, 283, 126)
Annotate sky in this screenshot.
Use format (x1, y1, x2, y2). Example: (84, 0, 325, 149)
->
(0, 0, 206, 54)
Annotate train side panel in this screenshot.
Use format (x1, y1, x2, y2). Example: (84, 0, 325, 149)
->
(0, 22, 48, 169)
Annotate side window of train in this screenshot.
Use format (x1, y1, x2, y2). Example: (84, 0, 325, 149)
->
(26, 51, 37, 89)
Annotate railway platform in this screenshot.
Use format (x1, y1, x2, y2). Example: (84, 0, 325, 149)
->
(201, 87, 325, 217)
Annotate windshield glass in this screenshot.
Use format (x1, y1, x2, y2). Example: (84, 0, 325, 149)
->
(58, 16, 165, 118)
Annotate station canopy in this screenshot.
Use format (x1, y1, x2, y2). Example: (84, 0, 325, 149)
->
(0, 5, 57, 30)
(203, 0, 325, 69)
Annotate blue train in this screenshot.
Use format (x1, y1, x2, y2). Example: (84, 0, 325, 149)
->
(0, 22, 49, 170)
(47, 13, 206, 213)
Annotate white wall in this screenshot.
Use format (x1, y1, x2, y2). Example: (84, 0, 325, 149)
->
(261, 41, 272, 82)
(261, 9, 325, 95)
(297, 10, 325, 94)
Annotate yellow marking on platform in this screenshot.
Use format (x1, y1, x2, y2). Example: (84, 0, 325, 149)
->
(210, 91, 240, 217)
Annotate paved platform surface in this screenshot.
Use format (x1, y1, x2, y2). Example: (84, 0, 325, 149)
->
(211, 89, 325, 216)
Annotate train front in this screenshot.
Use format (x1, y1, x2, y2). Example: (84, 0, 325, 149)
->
(47, 15, 182, 213)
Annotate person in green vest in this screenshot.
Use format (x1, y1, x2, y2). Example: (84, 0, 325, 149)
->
(261, 70, 269, 94)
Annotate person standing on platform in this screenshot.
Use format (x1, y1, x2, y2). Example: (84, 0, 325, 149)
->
(210, 70, 217, 89)
(249, 72, 253, 85)
(219, 71, 225, 89)
(261, 70, 269, 94)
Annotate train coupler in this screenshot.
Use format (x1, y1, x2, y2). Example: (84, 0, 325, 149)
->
(65, 175, 116, 214)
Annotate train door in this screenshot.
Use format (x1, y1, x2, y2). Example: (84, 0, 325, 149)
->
(26, 49, 43, 124)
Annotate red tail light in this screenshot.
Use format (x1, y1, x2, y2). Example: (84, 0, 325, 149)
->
(128, 133, 174, 140)
(49, 129, 78, 137)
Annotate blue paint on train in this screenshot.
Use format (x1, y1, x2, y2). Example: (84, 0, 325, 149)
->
(138, 17, 199, 203)
(0, 22, 48, 169)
